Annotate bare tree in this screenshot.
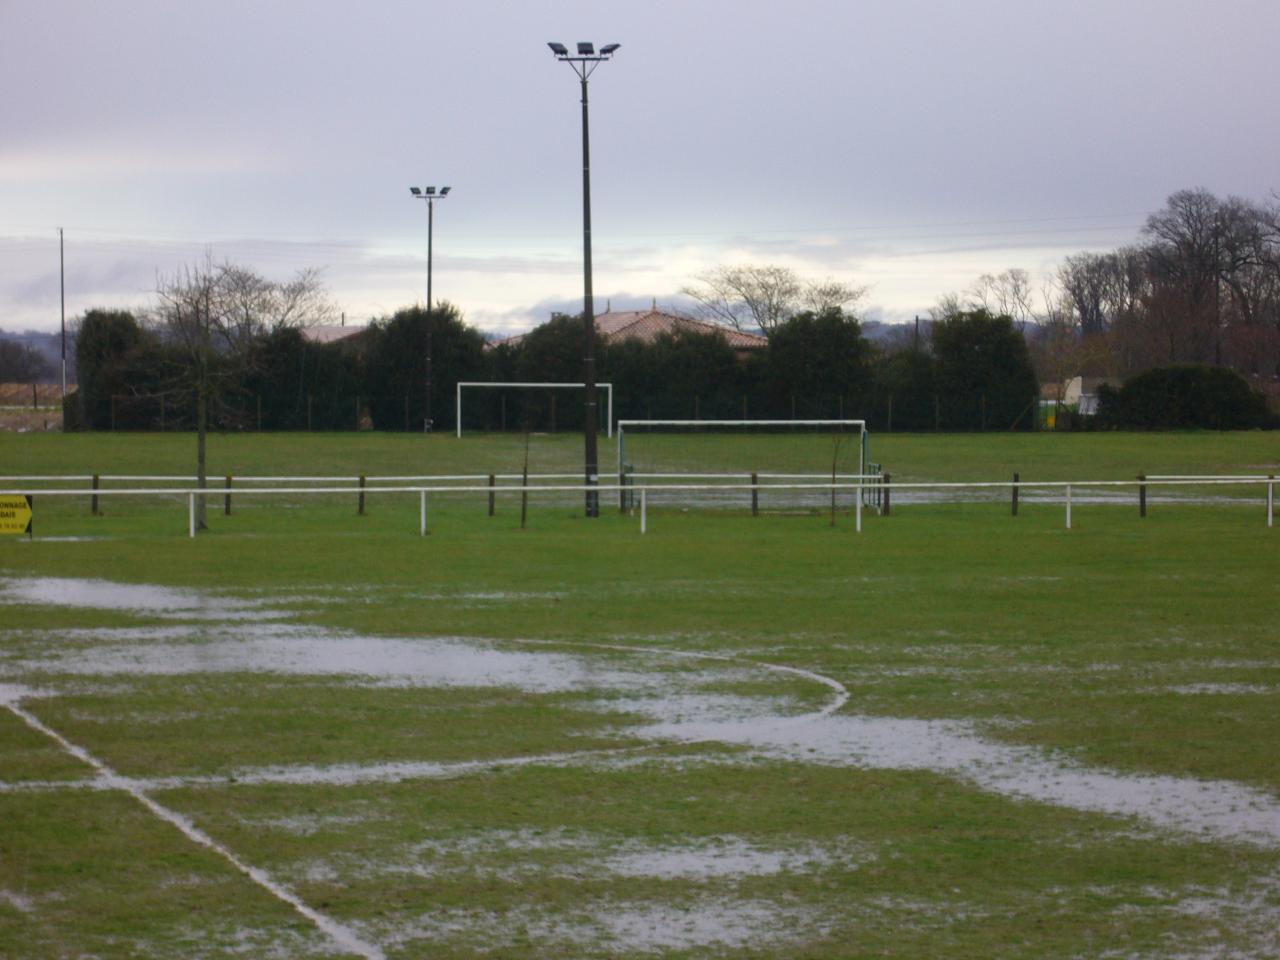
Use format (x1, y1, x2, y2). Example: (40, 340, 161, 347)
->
(801, 277, 869, 315)
(681, 264, 801, 338)
(969, 269, 1035, 328)
(681, 265, 865, 339)
(1058, 254, 1111, 337)
(0, 340, 53, 385)
(153, 257, 333, 529)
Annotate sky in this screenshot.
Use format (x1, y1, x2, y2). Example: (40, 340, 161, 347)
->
(2, 0, 1278, 336)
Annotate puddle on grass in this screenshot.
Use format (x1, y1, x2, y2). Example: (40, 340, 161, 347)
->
(5, 575, 1280, 852)
(599, 835, 858, 881)
(639, 713, 1280, 849)
(1167, 683, 1274, 696)
(316, 829, 864, 885)
(0, 889, 36, 915)
(0, 576, 281, 621)
(367, 897, 826, 956)
(9, 628, 790, 712)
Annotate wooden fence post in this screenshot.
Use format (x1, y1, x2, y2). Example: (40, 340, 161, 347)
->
(1012, 471, 1019, 516)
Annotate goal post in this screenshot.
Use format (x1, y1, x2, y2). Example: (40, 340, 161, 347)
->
(616, 419, 870, 483)
(455, 382, 614, 438)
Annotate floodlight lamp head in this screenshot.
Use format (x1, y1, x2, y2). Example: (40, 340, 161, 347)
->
(424, 186, 435, 196)
(409, 187, 422, 196)
(599, 43, 620, 55)
(440, 186, 451, 196)
(577, 42, 594, 55)
(547, 41, 569, 55)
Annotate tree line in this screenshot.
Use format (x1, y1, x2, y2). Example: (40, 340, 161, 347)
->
(72, 289, 1040, 435)
(943, 188, 1280, 395)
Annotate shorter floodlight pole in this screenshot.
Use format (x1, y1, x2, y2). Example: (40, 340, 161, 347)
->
(409, 185, 451, 432)
(59, 227, 66, 398)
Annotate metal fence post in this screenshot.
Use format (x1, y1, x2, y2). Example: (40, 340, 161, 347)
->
(640, 488, 647, 534)
(751, 472, 758, 517)
(91, 473, 100, 516)
(224, 475, 232, 516)
(358, 474, 366, 516)
(489, 473, 496, 516)
(1012, 471, 1019, 516)
(420, 491, 427, 536)
(883, 472, 892, 516)
(1066, 484, 1072, 529)
(1139, 473, 1147, 518)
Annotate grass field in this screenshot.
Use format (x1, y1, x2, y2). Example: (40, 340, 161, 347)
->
(2, 431, 1279, 958)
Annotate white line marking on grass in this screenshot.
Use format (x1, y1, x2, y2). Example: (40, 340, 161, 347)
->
(0, 690, 385, 960)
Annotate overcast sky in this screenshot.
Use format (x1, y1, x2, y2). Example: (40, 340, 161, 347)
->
(2, 0, 1277, 335)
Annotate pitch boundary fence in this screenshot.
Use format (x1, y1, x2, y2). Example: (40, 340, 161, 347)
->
(1, 475, 1274, 538)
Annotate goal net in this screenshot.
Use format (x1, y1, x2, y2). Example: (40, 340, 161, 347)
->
(615, 419, 871, 512)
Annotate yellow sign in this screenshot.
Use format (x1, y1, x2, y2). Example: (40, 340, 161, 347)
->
(0, 495, 32, 535)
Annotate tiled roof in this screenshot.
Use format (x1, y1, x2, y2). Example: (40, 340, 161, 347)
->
(300, 325, 369, 345)
(491, 310, 767, 351)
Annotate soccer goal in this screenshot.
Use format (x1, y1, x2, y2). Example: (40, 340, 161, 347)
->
(455, 382, 614, 438)
(615, 419, 872, 512)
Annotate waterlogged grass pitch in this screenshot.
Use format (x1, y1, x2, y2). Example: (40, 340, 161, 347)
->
(0, 432, 1278, 958)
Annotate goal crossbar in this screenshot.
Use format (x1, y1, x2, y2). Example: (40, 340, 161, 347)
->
(456, 382, 613, 438)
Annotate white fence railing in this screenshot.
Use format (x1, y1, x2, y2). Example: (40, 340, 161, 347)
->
(0, 475, 1274, 538)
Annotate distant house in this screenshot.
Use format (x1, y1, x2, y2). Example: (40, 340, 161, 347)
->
(1062, 375, 1120, 415)
(491, 306, 767, 359)
(299, 325, 374, 352)
(1041, 375, 1119, 413)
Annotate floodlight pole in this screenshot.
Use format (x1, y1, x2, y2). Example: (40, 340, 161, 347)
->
(59, 227, 66, 399)
(409, 186, 450, 432)
(549, 41, 619, 518)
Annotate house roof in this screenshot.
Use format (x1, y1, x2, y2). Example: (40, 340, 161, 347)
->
(299, 325, 370, 346)
(491, 309, 767, 351)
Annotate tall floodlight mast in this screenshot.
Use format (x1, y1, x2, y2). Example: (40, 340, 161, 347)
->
(408, 184, 452, 432)
(547, 40, 620, 518)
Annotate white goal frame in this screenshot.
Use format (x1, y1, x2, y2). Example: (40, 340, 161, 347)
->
(616, 418, 869, 477)
(455, 382, 614, 438)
